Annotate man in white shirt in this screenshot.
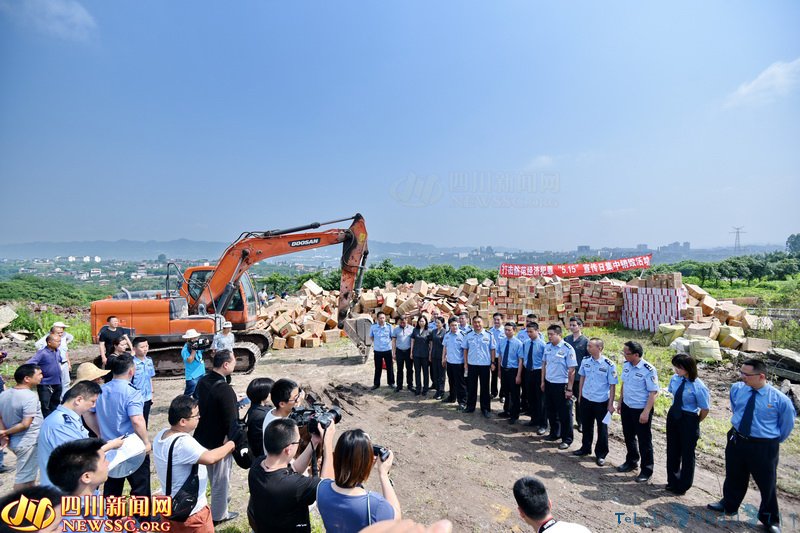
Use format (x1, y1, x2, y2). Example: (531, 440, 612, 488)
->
(261, 379, 304, 455)
(153, 394, 236, 531)
(212, 322, 236, 353)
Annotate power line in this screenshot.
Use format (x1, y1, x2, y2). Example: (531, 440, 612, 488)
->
(730, 226, 746, 253)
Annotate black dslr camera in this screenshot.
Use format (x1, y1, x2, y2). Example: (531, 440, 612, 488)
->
(188, 337, 211, 351)
(288, 403, 343, 436)
(372, 444, 390, 462)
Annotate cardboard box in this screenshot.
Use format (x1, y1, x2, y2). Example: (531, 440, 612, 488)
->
(303, 337, 321, 348)
(286, 336, 303, 349)
(700, 295, 718, 316)
(271, 337, 286, 350)
(279, 323, 301, 338)
(685, 283, 709, 301)
(322, 329, 341, 343)
(412, 280, 429, 296)
(301, 279, 324, 296)
(742, 337, 773, 354)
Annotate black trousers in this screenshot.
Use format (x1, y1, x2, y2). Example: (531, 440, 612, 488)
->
(413, 356, 430, 393)
(579, 398, 610, 458)
(545, 381, 573, 444)
(143, 400, 153, 427)
(395, 349, 413, 389)
(430, 356, 445, 392)
(446, 363, 467, 405)
(665, 410, 699, 492)
(467, 365, 491, 412)
(621, 402, 654, 476)
(526, 369, 547, 428)
(501, 368, 521, 419)
(722, 429, 781, 526)
(492, 364, 500, 398)
(373, 350, 394, 387)
(104, 454, 151, 498)
(37, 384, 62, 419)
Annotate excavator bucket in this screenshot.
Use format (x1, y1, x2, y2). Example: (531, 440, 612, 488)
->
(342, 315, 373, 363)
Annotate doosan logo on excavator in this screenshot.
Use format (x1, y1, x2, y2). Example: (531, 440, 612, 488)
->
(289, 238, 321, 247)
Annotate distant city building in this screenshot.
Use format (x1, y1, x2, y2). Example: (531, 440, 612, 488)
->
(94, 256, 102, 262)
(657, 241, 691, 253)
(636, 244, 649, 251)
(68, 256, 76, 262)
(577, 245, 591, 253)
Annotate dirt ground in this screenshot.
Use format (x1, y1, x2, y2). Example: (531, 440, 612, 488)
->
(2, 341, 799, 532)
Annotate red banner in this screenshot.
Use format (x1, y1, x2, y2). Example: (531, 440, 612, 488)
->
(499, 254, 653, 278)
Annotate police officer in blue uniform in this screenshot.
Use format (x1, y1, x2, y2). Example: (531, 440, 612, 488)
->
(573, 338, 617, 466)
(488, 313, 506, 400)
(392, 315, 415, 392)
(37, 381, 123, 487)
(463, 317, 496, 417)
(84, 354, 152, 498)
(707, 358, 796, 533)
(443, 318, 467, 409)
(130, 338, 155, 426)
(370, 312, 395, 390)
(523, 323, 548, 434)
(458, 312, 473, 336)
(541, 324, 578, 449)
(617, 341, 659, 483)
(665, 353, 710, 495)
(497, 323, 524, 424)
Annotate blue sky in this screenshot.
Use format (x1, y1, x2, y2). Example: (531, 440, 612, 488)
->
(1, 0, 798, 250)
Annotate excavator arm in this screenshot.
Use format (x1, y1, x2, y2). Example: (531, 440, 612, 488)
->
(194, 214, 371, 356)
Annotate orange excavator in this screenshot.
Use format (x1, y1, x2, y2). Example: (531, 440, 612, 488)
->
(90, 214, 372, 375)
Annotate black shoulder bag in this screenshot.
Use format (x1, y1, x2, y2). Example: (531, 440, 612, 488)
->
(165, 435, 200, 522)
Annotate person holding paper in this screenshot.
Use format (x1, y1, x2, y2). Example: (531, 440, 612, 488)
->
(572, 338, 617, 467)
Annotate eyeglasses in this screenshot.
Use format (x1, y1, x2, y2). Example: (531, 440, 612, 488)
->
(289, 440, 301, 445)
(187, 414, 201, 419)
(739, 371, 761, 377)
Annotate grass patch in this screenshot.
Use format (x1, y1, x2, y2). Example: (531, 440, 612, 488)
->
(7, 307, 92, 345)
(697, 416, 729, 454)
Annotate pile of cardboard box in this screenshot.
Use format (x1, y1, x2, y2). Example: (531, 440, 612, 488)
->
(255, 280, 344, 350)
(621, 273, 688, 333)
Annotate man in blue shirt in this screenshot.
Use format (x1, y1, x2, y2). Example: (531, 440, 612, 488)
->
(522, 323, 547, 434)
(574, 338, 618, 466)
(37, 381, 123, 486)
(370, 312, 395, 390)
(516, 314, 538, 342)
(616, 340, 659, 483)
(707, 358, 796, 532)
(442, 318, 467, 409)
(463, 317, 497, 418)
(540, 324, 577, 449)
(392, 316, 415, 392)
(85, 354, 151, 499)
(497, 323, 524, 424)
(26, 333, 63, 418)
(458, 313, 472, 336)
(131, 338, 156, 426)
(181, 329, 207, 397)
(488, 313, 506, 401)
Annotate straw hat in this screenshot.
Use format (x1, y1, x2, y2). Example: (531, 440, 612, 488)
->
(75, 362, 110, 382)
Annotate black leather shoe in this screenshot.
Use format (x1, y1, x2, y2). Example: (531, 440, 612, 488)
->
(617, 462, 637, 473)
(706, 501, 736, 514)
(596, 457, 606, 467)
(525, 420, 537, 427)
(536, 427, 548, 436)
(482, 410, 491, 418)
(213, 512, 239, 526)
(558, 442, 570, 450)
(370, 385, 380, 390)
(395, 387, 402, 392)
(544, 435, 560, 442)
(508, 418, 517, 425)
(764, 525, 781, 533)
(464, 408, 475, 413)
(572, 449, 590, 457)
(635, 474, 651, 483)
(498, 411, 511, 418)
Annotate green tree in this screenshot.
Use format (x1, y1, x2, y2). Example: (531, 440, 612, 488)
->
(696, 263, 719, 287)
(157, 253, 167, 262)
(786, 234, 800, 254)
(772, 258, 800, 280)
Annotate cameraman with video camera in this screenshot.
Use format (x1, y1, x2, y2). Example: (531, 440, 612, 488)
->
(181, 329, 208, 397)
(248, 417, 336, 533)
(317, 429, 400, 532)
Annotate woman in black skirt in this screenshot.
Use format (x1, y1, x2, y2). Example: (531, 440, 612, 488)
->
(429, 316, 447, 399)
(410, 316, 432, 396)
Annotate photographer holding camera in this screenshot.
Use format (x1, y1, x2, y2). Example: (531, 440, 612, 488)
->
(261, 378, 304, 455)
(248, 417, 336, 533)
(317, 429, 400, 532)
(181, 330, 208, 397)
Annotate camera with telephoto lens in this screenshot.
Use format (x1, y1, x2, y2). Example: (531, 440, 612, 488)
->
(288, 403, 343, 436)
(188, 337, 211, 351)
(372, 444, 390, 462)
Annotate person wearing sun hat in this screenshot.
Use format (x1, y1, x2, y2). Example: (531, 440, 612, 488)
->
(74, 363, 111, 384)
(181, 329, 207, 397)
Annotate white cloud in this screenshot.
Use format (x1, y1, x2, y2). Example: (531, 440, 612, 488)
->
(0, 0, 96, 41)
(725, 57, 800, 108)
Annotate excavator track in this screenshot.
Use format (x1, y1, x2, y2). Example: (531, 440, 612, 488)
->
(236, 329, 272, 355)
(147, 341, 260, 378)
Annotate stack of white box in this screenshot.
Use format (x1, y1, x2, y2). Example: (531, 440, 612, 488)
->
(621, 287, 688, 332)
